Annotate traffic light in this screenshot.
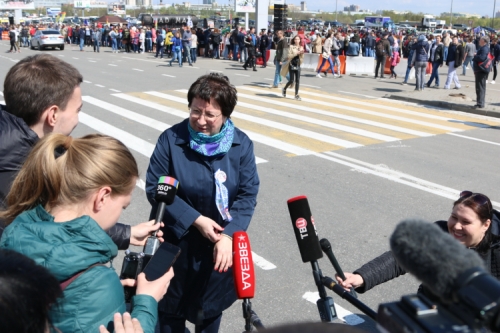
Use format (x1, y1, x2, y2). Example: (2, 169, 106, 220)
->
(274, 4, 284, 31)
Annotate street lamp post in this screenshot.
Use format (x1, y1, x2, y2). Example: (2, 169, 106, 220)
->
(493, 0, 497, 29)
(335, 0, 338, 22)
(449, 0, 453, 27)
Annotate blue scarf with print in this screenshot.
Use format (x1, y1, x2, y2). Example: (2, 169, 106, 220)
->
(188, 118, 234, 157)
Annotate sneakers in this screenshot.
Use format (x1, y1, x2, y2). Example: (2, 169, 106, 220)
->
(486, 80, 489, 84)
(282, 88, 286, 98)
(295, 95, 301, 101)
(401, 82, 408, 85)
(492, 80, 496, 84)
(271, 85, 278, 88)
(323, 72, 328, 77)
(316, 73, 322, 78)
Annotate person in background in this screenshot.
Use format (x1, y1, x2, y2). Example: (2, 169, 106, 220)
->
(472, 36, 491, 109)
(272, 30, 285, 88)
(155, 28, 165, 59)
(169, 31, 183, 67)
(281, 35, 305, 101)
(110, 27, 118, 53)
(222, 32, 231, 60)
(491, 37, 499, 85)
(93, 26, 101, 53)
(331, 32, 342, 78)
(316, 33, 335, 78)
(210, 28, 221, 59)
(375, 33, 391, 79)
(182, 25, 193, 66)
(237, 27, 247, 63)
(364, 31, 376, 57)
(443, 32, 451, 60)
(8, 25, 17, 53)
(427, 35, 444, 88)
(444, 36, 464, 90)
(345, 33, 360, 56)
(389, 37, 400, 79)
(401, 36, 417, 85)
(463, 37, 476, 76)
(411, 34, 430, 91)
(259, 28, 270, 68)
(145, 27, 152, 53)
(190, 28, 198, 64)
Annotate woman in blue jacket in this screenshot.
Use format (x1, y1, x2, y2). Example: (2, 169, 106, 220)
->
(169, 31, 183, 67)
(146, 73, 260, 333)
(411, 34, 430, 91)
(0, 134, 174, 333)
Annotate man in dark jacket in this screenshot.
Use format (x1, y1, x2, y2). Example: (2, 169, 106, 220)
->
(258, 28, 269, 68)
(427, 35, 445, 88)
(364, 31, 376, 57)
(237, 27, 247, 63)
(155, 33, 164, 58)
(0, 54, 160, 247)
(444, 36, 464, 89)
(375, 33, 391, 79)
(272, 30, 285, 88)
(473, 36, 491, 109)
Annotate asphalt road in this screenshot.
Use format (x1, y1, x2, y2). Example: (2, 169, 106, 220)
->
(1, 42, 499, 332)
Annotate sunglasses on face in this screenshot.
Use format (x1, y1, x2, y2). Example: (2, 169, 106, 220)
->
(460, 191, 492, 215)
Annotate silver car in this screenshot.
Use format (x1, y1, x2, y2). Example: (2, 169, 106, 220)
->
(30, 30, 64, 51)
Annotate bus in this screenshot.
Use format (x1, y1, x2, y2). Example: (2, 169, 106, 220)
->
(364, 16, 395, 30)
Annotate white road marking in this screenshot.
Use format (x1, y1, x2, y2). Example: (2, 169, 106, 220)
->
(210, 70, 223, 72)
(235, 74, 250, 77)
(235, 89, 435, 137)
(251, 251, 276, 270)
(132, 68, 144, 71)
(112, 93, 313, 155)
(254, 157, 268, 164)
(146, 91, 363, 148)
(264, 78, 273, 81)
(136, 179, 146, 191)
(89, 60, 96, 62)
(302, 292, 364, 326)
(95, 84, 105, 88)
(338, 91, 378, 99)
(73, 57, 79, 60)
(175, 89, 397, 142)
(301, 84, 321, 88)
(162, 74, 176, 77)
(109, 89, 121, 92)
(109, 64, 117, 66)
(83, 80, 92, 83)
(447, 133, 500, 146)
(58, 54, 65, 57)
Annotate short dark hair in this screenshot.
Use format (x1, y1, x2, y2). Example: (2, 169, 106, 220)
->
(3, 54, 83, 127)
(187, 73, 237, 118)
(0, 249, 62, 333)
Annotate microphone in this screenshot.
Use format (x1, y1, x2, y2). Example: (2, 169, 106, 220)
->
(390, 219, 485, 301)
(320, 238, 358, 298)
(144, 176, 179, 255)
(287, 196, 337, 322)
(233, 231, 265, 331)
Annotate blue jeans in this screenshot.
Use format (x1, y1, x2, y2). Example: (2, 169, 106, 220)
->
(273, 59, 282, 86)
(463, 56, 473, 75)
(318, 56, 335, 73)
(212, 44, 219, 58)
(443, 46, 448, 62)
(427, 61, 441, 86)
(170, 48, 182, 66)
(191, 48, 197, 63)
(239, 46, 247, 62)
(233, 44, 239, 60)
(364, 47, 374, 57)
(79, 37, 84, 50)
(223, 45, 229, 59)
(182, 43, 192, 64)
(93, 40, 100, 52)
(111, 38, 117, 51)
(404, 66, 412, 83)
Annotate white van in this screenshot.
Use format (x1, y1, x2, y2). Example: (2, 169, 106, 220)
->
(431, 28, 458, 37)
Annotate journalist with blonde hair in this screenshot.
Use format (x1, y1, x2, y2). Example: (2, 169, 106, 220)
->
(0, 133, 174, 333)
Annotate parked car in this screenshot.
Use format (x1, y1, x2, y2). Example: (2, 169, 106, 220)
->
(452, 23, 469, 31)
(430, 28, 457, 37)
(30, 29, 64, 51)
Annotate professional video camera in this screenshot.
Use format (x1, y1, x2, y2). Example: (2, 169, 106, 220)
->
(120, 176, 179, 302)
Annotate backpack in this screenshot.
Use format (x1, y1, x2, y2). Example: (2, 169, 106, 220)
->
(376, 40, 385, 56)
(9, 30, 15, 40)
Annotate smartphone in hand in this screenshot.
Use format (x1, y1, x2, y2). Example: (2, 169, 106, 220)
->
(142, 242, 181, 281)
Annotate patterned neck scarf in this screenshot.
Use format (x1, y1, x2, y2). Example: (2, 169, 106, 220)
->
(188, 118, 234, 157)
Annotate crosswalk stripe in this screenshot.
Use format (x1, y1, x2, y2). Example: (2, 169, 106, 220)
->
(82, 97, 267, 164)
(174, 90, 399, 142)
(237, 86, 460, 133)
(111, 93, 314, 155)
(144, 91, 363, 148)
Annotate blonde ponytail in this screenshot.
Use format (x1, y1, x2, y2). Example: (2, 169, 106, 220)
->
(0, 134, 138, 224)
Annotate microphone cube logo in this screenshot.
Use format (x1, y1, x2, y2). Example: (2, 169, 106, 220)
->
(296, 218, 309, 239)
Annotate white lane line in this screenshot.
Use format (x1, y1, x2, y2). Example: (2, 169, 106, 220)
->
(254, 157, 268, 164)
(109, 64, 118, 66)
(146, 91, 362, 148)
(301, 84, 321, 88)
(338, 91, 378, 99)
(109, 89, 121, 93)
(210, 70, 223, 72)
(176, 89, 398, 142)
(318, 151, 500, 209)
(89, 60, 96, 63)
(162, 74, 176, 77)
(111, 93, 313, 156)
(235, 74, 250, 77)
(447, 133, 500, 146)
(235, 89, 434, 137)
(264, 78, 273, 81)
(83, 80, 92, 83)
(73, 57, 79, 59)
(303, 292, 364, 325)
(252, 251, 276, 270)
(58, 54, 65, 57)
(95, 84, 105, 88)
(132, 68, 144, 72)
(240, 86, 460, 123)
(136, 179, 146, 191)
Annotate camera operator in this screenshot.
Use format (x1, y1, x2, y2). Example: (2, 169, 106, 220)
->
(0, 133, 174, 333)
(0, 54, 162, 247)
(337, 192, 500, 293)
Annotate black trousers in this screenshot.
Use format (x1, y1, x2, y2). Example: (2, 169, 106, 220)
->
(159, 313, 222, 333)
(259, 47, 267, 66)
(474, 70, 488, 107)
(284, 68, 301, 96)
(375, 55, 386, 78)
(244, 55, 256, 69)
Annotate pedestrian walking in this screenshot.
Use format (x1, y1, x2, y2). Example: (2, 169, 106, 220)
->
(169, 31, 183, 67)
(154, 32, 164, 59)
(389, 38, 400, 79)
(472, 36, 491, 109)
(316, 33, 335, 78)
(272, 30, 285, 88)
(259, 28, 269, 67)
(281, 35, 305, 101)
(190, 29, 197, 63)
(8, 26, 17, 53)
(463, 37, 476, 75)
(492, 38, 500, 84)
(427, 35, 444, 88)
(375, 33, 391, 79)
(92, 27, 101, 53)
(243, 34, 257, 71)
(444, 36, 464, 90)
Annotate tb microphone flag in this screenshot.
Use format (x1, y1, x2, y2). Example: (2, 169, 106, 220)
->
(233, 231, 256, 299)
(287, 196, 323, 263)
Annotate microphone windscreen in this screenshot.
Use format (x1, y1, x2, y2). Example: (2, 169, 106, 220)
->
(287, 196, 323, 263)
(233, 231, 256, 299)
(390, 219, 485, 300)
(155, 176, 179, 205)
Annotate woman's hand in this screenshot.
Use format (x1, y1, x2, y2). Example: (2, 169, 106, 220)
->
(99, 313, 144, 333)
(193, 216, 224, 243)
(213, 235, 233, 273)
(130, 220, 164, 246)
(135, 268, 174, 302)
(335, 272, 364, 291)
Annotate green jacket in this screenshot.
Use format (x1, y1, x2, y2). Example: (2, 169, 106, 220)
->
(0, 205, 158, 333)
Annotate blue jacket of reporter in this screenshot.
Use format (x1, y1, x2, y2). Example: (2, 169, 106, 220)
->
(145, 118, 260, 323)
(0, 205, 158, 333)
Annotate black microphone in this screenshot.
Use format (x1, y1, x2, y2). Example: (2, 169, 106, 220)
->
(144, 176, 179, 255)
(287, 196, 337, 322)
(390, 219, 485, 301)
(320, 238, 358, 299)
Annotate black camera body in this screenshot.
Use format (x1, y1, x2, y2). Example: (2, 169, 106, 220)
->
(120, 250, 152, 303)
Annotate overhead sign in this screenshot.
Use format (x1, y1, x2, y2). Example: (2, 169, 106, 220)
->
(108, 4, 125, 15)
(74, 0, 90, 8)
(235, 0, 255, 13)
(0, 0, 35, 10)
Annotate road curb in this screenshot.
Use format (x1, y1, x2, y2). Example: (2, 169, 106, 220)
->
(385, 94, 500, 119)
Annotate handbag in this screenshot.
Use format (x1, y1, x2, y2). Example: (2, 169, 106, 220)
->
(256, 52, 262, 58)
(289, 55, 299, 71)
(477, 53, 494, 73)
(322, 51, 329, 59)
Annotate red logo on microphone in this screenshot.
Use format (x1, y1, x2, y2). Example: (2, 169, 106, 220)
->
(296, 218, 307, 229)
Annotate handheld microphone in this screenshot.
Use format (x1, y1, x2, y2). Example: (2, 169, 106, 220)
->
(320, 238, 358, 299)
(233, 231, 265, 331)
(287, 196, 337, 322)
(144, 176, 179, 255)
